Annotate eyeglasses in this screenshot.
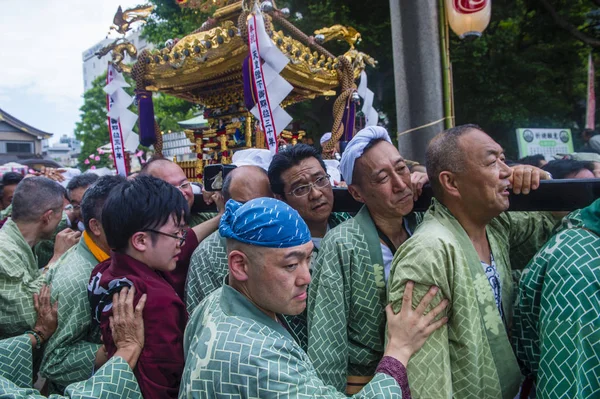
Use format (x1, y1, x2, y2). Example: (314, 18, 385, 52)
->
(288, 175, 331, 197)
(65, 204, 81, 211)
(144, 229, 187, 247)
(175, 181, 191, 191)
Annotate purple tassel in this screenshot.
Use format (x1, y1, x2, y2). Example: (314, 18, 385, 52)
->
(136, 90, 156, 147)
(242, 56, 257, 111)
(342, 97, 356, 141)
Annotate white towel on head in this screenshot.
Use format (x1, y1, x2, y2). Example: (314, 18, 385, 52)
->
(231, 149, 273, 171)
(320, 132, 332, 146)
(339, 126, 391, 185)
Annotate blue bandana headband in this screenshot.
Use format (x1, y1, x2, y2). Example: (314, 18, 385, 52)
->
(219, 198, 312, 248)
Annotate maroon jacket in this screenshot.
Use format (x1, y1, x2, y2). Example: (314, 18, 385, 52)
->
(88, 251, 193, 398)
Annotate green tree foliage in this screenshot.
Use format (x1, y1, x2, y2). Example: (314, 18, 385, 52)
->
(143, 0, 211, 45)
(450, 0, 599, 158)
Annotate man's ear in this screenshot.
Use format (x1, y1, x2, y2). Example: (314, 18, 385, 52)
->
(273, 193, 284, 201)
(347, 184, 365, 204)
(439, 171, 460, 199)
(40, 209, 54, 227)
(88, 218, 103, 238)
(130, 231, 149, 253)
(228, 250, 250, 282)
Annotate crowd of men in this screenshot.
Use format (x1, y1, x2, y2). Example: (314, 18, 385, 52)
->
(0, 124, 597, 399)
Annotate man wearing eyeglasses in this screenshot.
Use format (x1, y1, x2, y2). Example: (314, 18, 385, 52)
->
(268, 144, 350, 253)
(140, 157, 222, 233)
(65, 173, 99, 232)
(139, 157, 224, 299)
(88, 176, 190, 399)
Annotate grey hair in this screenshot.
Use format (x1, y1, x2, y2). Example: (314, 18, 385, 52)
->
(12, 177, 66, 223)
(426, 124, 483, 199)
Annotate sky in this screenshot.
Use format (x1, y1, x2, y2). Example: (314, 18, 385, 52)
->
(0, 0, 143, 144)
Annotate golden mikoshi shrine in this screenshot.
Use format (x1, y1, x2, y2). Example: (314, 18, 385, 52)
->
(111, 0, 376, 182)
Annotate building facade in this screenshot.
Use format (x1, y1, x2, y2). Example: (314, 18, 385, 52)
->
(0, 108, 54, 164)
(45, 135, 81, 167)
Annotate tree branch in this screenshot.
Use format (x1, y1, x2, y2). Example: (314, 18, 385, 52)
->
(538, 0, 600, 48)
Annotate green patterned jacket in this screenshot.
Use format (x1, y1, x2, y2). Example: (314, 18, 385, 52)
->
(188, 212, 218, 228)
(0, 219, 45, 339)
(307, 206, 422, 392)
(185, 212, 350, 352)
(186, 212, 351, 315)
(41, 239, 103, 393)
(513, 200, 600, 398)
(388, 199, 557, 399)
(0, 334, 142, 398)
(180, 284, 405, 398)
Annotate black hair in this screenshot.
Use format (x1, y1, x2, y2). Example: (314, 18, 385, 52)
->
(542, 159, 593, 179)
(517, 154, 546, 168)
(101, 175, 190, 252)
(12, 177, 66, 223)
(66, 173, 99, 193)
(81, 175, 127, 233)
(2, 172, 24, 187)
(426, 124, 483, 199)
(268, 144, 327, 197)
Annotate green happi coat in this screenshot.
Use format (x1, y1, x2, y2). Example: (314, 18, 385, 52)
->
(0, 334, 142, 398)
(388, 199, 557, 399)
(513, 200, 600, 399)
(0, 219, 45, 339)
(185, 212, 351, 351)
(179, 284, 405, 398)
(307, 205, 421, 392)
(188, 212, 218, 228)
(40, 239, 103, 393)
(185, 230, 227, 315)
(0, 204, 12, 220)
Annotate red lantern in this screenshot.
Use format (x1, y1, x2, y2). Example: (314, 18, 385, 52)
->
(446, 0, 491, 39)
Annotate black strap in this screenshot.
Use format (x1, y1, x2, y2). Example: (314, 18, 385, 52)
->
(376, 227, 397, 254)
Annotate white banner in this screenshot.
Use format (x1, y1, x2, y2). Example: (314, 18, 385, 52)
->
(105, 64, 129, 176)
(357, 71, 378, 126)
(247, 8, 293, 154)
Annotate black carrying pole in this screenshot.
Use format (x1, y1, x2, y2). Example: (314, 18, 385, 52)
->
(192, 179, 600, 213)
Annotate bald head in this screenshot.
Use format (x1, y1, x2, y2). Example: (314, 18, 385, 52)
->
(222, 166, 272, 203)
(140, 158, 194, 209)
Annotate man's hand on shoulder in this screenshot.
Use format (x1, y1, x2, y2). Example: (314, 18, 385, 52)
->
(384, 282, 448, 367)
